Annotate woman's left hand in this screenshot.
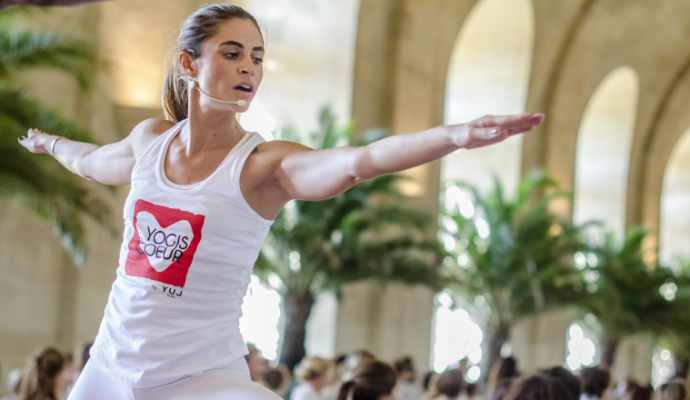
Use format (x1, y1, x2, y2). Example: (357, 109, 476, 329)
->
(449, 113, 545, 149)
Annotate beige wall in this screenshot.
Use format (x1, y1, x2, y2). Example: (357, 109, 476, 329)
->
(511, 310, 574, 374)
(335, 282, 435, 367)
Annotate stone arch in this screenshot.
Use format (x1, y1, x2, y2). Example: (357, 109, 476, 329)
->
(639, 58, 690, 263)
(441, 0, 534, 195)
(539, 0, 690, 226)
(572, 66, 640, 239)
(544, 58, 638, 220)
(659, 130, 690, 267)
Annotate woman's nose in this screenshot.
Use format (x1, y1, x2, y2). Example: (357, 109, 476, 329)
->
(239, 56, 255, 75)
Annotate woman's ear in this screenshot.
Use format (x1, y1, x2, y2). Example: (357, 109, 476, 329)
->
(178, 51, 196, 79)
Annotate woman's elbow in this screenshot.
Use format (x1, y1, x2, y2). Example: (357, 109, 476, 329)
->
(348, 147, 377, 181)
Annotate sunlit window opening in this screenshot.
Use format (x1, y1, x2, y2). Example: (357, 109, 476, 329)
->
(565, 322, 600, 371)
(441, 0, 533, 194)
(239, 275, 283, 361)
(651, 347, 675, 388)
(441, 184, 491, 255)
(431, 292, 484, 383)
(240, 97, 277, 141)
(659, 127, 690, 270)
(243, 0, 360, 133)
(573, 67, 639, 240)
(572, 251, 601, 294)
(305, 292, 338, 358)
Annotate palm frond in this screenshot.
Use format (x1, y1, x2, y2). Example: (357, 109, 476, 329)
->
(440, 172, 584, 329)
(0, 5, 42, 27)
(0, 29, 98, 90)
(255, 107, 442, 297)
(0, 86, 110, 262)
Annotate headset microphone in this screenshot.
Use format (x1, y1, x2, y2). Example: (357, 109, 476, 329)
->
(188, 79, 246, 107)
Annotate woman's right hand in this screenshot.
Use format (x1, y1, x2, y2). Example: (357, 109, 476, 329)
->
(18, 128, 57, 154)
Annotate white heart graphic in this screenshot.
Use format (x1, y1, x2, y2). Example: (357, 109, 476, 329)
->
(135, 211, 194, 272)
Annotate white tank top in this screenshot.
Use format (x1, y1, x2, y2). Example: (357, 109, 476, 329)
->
(90, 119, 273, 388)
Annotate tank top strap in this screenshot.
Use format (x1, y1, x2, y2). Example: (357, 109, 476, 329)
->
(213, 131, 266, 191)
(131, 119, 186, 180)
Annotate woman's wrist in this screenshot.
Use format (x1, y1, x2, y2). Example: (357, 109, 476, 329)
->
(446, 124, 469, 150)
(36, 134, 63, 155)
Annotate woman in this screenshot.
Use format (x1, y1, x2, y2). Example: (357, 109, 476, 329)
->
(18, 347, 68, 400)
(292, 357, 334, 400)
(18, 4, 544, 399)
(490, 357, 520, 400)
(394, 357, 422, 400)
(245, 344, 269, 383)
(654, 380, 688, 400)
(338, 361, 397, 400)
(434, 369, 464, 400)
(580, 367, 611, 400)
(503, 375, 573, 400)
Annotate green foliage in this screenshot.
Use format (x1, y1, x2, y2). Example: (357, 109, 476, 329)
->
(661, 258, 690, 360)
(580, 231, 690, 351)
(254, 108, 444, 297)
(0, 8, 107, 263)
(438, 172, 583, 329)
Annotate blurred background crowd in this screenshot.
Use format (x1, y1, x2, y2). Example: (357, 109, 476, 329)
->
(3, 345, 689, 400)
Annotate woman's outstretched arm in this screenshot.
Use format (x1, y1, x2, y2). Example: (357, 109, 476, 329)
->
(18, 118, 173, 186)
(273, 113, 544, 202)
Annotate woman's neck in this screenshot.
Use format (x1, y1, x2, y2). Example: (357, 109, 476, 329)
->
(309, 381, 323, 392)
(183, 94, 246, 155)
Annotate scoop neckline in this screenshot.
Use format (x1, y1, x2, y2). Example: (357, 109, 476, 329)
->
(156, 120, 252, 193)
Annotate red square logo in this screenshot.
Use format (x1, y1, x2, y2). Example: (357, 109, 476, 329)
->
(124, 199, 205, 288)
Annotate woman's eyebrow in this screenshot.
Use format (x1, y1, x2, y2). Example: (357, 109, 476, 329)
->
(220, 40, 265, 53)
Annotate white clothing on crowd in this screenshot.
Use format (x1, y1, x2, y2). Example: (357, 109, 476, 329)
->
(291, 383, 327, 400)
(68, 360, 280, 400)
(1, 368, 21, 400)
(580, 394, 602, 400)
(396, 380, 422, 400)
(321, 384, 340, 400)
(84, 120, 274, 391)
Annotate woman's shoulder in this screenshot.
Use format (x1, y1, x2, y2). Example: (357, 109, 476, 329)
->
(129, 118, 176, 159)
(251, 139, 313, 163)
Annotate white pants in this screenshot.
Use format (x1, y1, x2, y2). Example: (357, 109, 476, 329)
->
(68, 360, 281, 400)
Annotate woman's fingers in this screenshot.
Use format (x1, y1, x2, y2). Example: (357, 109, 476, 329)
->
(460, 113, 545, 149)
(18, 128, 50, 153)
(473, 113, 544, 129)
(505, 119, 544, 135)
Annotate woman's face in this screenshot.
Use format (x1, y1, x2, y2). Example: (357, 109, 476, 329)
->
(186, 18, 264, 113)
(54, 364, 72, 394)
(310, 372, 329, 391)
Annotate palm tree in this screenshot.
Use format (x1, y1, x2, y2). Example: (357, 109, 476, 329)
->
(254, 108, 445, 370)
(0, 7, 108, 262)
(636, 256, 690, 378)
(661, 329, 690, 379)
(438, 172, 583, 374)
(579, 228, 688, 366)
